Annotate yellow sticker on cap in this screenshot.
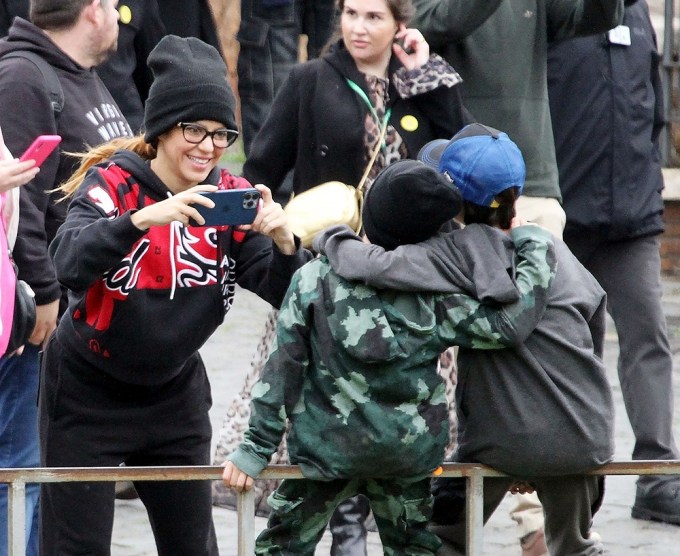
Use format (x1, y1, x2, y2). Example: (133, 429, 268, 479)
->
(119, 5, 132, 25)
(400, 115, 418, 132)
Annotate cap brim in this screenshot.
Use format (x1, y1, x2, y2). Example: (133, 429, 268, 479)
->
(417, 139, 449, 170)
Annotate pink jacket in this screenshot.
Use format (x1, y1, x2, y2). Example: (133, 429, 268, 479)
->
(0, 126, 20, 356)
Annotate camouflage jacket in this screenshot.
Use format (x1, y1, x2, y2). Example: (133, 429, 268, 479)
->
(229, 226, 556, 480)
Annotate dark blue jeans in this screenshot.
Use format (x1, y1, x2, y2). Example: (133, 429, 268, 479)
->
(237, 0, 335, 153)
(0, 345, 40, 556)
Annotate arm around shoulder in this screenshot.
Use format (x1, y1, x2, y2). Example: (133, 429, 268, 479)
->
(435, 226, 556, 348)
(317, 225, 452, 290)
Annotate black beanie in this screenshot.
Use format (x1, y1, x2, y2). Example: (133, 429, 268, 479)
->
(143, 35, 238, 144)
(362, 159, 462, 250)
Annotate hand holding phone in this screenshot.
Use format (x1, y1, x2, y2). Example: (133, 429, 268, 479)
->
(393, 36, 414, 55)
(190, 188, 261, 227)
(19, 135, 62, 168)
(393, 25, 429, 69)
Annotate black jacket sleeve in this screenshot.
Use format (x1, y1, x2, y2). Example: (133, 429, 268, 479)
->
(97, 0, 166, 132)
(132, 0, 166, 104)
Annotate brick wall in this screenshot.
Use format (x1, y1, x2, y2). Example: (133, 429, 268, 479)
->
(662, 201, 680, 276)
(661, 170, 680, 276)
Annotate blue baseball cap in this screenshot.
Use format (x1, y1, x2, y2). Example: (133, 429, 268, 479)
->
(417, 123, 525, 207)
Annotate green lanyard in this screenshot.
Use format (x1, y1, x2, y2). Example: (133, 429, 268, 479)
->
(346, 78, 391, 148)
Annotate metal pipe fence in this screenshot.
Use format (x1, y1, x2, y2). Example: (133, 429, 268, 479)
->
(3, 460, 680, 556)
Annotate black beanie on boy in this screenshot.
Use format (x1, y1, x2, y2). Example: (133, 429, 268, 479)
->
(143, 35, 238, 144)
(362, 159, 462, 251)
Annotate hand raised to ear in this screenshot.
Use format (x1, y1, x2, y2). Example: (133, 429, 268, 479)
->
(393, 24, 429, 70)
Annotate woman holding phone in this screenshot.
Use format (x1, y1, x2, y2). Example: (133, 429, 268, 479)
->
(39, 35, 311, 555)
(0, 139, 39, 194)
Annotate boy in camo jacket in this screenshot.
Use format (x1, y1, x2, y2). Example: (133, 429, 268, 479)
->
(223, 158, 557, 555)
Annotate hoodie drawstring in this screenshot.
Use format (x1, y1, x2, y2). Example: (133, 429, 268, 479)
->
(167, 192, 178, 300)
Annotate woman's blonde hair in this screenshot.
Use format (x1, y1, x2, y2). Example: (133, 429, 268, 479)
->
(58, 135, 156, 199)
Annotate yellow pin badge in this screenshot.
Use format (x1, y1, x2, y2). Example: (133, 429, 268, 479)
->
(119, 4, 132, 24)
(400, 115, 418, 132)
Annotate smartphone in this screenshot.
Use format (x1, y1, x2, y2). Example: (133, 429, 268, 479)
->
(393, 36, 414, 55)
(19, 135, 62, 167)
(190, 188, 261, 227)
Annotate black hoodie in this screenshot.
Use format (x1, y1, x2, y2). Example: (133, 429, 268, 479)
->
(49, 150, 311, 385)
(0, 18, 132, 307)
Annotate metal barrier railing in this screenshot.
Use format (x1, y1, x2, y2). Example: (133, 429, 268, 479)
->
(3, 460, 680, 556)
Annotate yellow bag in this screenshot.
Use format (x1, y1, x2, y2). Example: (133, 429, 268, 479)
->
(284, 123, 386, 249)
(284, 181, 363, 248)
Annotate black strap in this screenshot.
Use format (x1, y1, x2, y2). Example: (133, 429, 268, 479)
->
(0, 50, 64, 114)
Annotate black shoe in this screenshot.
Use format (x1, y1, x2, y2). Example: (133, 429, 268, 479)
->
(632, 481, 680, 525)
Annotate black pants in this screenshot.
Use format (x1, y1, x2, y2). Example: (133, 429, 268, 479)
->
(39, 336, 218, 555)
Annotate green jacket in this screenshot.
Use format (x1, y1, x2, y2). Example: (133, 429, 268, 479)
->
(229, 226, 556, 480)
(412, 0, 624, 200)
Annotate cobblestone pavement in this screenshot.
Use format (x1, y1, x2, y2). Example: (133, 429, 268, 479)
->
(109, 279, 680, 555)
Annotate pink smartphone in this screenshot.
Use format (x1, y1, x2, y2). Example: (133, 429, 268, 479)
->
(19, 135, 62, 167)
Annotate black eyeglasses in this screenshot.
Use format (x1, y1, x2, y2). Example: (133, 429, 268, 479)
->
(177, 122, 239, 148)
